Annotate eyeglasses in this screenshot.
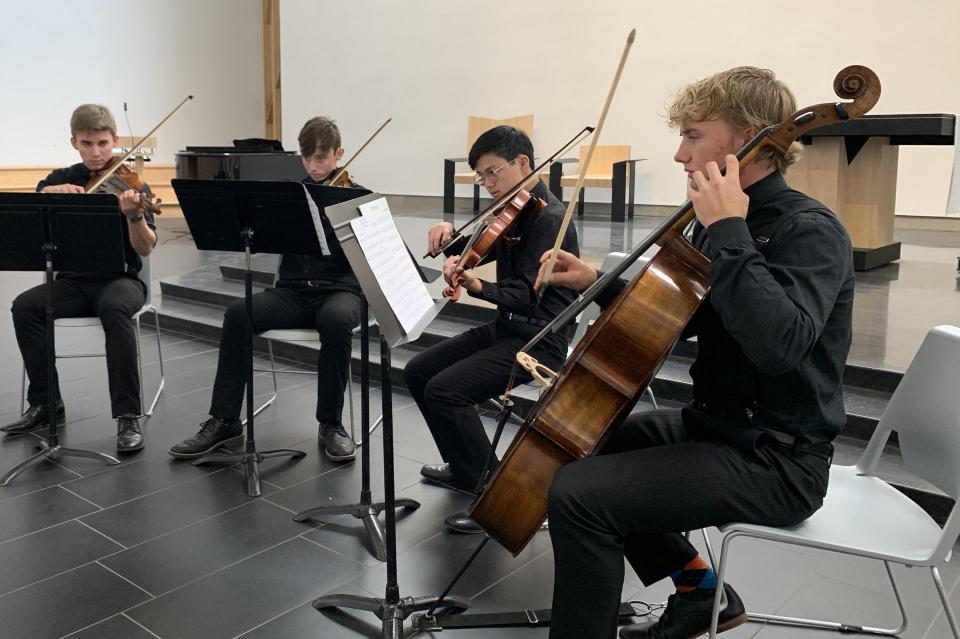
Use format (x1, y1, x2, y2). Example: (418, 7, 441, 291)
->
(473, 158, 517, 185)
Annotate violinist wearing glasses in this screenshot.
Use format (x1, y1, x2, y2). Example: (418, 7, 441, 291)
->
(3, 104, 157, 453)
(404, 125, 579, 533)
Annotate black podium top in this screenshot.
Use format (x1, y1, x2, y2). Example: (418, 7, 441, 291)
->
(800, 113, 955, 145)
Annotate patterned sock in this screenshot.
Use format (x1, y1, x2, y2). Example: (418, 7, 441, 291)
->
(670, 555, 716, 594)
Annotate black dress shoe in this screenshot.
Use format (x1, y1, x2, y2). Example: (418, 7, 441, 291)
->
(1, 400, 65, 435)
(420, 462, 454, 483)
(116, 415, 144, 453)
(318, 421, 356, 462)
(619, 583, 747, 638)
(444, 509, 485, 534)
(420, 463, 479, 495)
(169, 417, 243, 459)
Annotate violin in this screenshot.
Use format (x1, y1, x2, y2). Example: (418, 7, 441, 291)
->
(327, 169, 356, 188)
(442, 188, 546, 301)
(84, 94, 194, 217)
(87, 157, 162, 216)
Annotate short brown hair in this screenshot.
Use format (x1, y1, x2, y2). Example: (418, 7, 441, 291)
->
(70, 104, 117, 136)
(298, 117, 341, 156)
(667, 66, 801, 173)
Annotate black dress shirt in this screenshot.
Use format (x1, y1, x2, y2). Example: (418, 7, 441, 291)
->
(599, 171, 854, 446)
(37, 162, 156, 274)
(275, 176, 366, 290)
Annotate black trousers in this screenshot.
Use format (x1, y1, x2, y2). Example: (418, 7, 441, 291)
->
(547, 408, 830, 639)
(209, 285, 361, 424)
(12, 274, 147, 417)
(403, 320, 566, 491)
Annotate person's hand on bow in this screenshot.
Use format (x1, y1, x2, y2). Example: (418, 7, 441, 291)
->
(535, 249, 597, 292)
(428, 222, 455, 257)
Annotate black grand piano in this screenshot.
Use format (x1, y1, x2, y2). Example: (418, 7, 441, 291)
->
(175, 139, 305, 181)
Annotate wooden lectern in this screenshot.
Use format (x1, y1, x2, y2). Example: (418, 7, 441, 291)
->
(787, 114, 955, 270)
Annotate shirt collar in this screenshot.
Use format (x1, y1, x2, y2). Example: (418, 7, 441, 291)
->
(744, 171, 788, 215)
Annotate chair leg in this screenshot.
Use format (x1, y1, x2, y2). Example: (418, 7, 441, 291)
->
(136, 315, 145, 416)
(20, 364, 27, 414)
(932, 565, 960, 638)
(701, 528, 717, 571)
(146, 308, 165, 416)
(714, 531, 907, 636)
(643, 386, 659, 410)
(250, 340, 279, 419)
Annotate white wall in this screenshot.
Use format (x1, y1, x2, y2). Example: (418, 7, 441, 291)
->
(281, 0, 960, 215)
(0, 0, 264, 167)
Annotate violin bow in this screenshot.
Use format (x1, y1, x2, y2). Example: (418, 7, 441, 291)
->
(329, 117, 392, 185)
(86, 95, 194, 193)
(538, 28, 635, 291)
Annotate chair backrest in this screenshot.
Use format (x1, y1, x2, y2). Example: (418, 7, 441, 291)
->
(577, 145, 631, 177)
(467, 114, 534, 153)
(859, 325, 960, 496)
(569, 252, 650, 351)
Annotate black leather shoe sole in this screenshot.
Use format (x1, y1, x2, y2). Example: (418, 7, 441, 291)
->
(444, 515, 485, 534)
(323, 446, 357, 462)
(1, 411, 66, 436)
(168, 434, 244, 459)
(117, 438, 145, 453)
(420, 475, 478, 496)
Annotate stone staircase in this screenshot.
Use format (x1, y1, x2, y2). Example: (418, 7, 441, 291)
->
(144, 252, 949, 522)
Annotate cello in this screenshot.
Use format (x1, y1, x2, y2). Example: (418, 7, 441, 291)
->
(470, 65, 882, 555)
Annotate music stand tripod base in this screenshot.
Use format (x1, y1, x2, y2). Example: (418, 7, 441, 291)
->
(313, 593, 471, 636)
(1, 439, 119, 486)
(292, 298, 418, 563)
(293, 496, 420, 563)
(193, 442, 306, 498)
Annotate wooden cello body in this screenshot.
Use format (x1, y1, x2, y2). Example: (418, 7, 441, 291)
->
(471, 213, 707, 554)
(471, 65, 881, 556)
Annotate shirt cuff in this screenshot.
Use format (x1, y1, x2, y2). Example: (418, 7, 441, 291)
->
(704, 217, 753, 260)
(468, 280, 493, 301)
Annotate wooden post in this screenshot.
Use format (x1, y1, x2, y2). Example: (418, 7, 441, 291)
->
(262, 0, 281, 139)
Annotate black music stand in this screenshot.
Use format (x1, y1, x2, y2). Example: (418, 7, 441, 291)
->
(306, 192, 468, 637)
(0, 192, 126, 486)
(292, 296, 408, 562)
(172, 179, 368, 497)
(292, 191, 440, 561)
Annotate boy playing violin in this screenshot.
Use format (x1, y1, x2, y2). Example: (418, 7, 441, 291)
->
(2, 104, 157, 453)
(404, 125, 579, 533)
(169, 116, 364, 463)
(538, 67, 853, 639)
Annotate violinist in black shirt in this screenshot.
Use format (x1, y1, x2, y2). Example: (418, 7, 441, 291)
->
(2, 104, 157, 454)
(404, 125, 579, 533)
(169, 117, 363, 463)
(537, 67, 854, 639)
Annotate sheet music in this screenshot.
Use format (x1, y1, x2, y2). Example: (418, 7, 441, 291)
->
(301, 184, 331, 256)
(353, 197, 435, 333)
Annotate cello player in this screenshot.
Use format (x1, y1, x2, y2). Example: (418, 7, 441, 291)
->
(537, 67, 853, 638)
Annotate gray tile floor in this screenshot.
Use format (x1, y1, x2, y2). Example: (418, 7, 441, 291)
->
(0, 208, 957, 638)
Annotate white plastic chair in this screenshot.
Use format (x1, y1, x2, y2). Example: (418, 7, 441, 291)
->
(19, 256, 166, 418)
(707, 325, 960, 638)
